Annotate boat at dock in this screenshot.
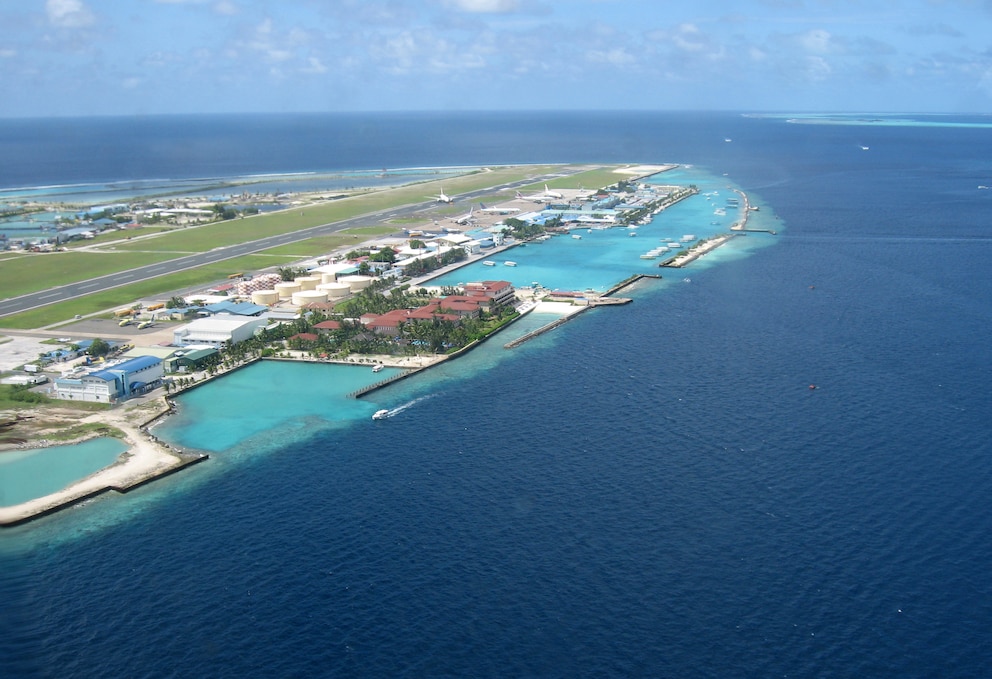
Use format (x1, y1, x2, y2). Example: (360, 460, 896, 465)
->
(372, 364, 384, 373)
(372, 409, 389, 420)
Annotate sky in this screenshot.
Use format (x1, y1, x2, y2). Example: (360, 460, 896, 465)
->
(2, 0, 992, 117)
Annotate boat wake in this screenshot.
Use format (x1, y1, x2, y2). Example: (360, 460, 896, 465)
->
(377, 394, 436, 419)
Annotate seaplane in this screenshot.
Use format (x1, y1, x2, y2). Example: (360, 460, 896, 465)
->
(429, 187, 454, 204)
(478, 202, 519, 215)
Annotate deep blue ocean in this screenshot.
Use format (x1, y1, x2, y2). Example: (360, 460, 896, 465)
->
(2, 111, 992, 677)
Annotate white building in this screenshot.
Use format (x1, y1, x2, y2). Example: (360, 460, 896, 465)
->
(54, 355, 163, 403)
(172, 315, 268, 348)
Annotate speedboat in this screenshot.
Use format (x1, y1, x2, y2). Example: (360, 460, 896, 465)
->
(483, 260, 496, 266)
(504, 261, 517, 266)
(372, 364, 384, 373)
(372, 409, 389, 420)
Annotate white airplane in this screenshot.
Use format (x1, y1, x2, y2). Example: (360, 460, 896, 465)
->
(429, 187, 454, 203)
(451, 206, 475, 225)
(478, 202, 519, 215)
(516, 184, 564, 202)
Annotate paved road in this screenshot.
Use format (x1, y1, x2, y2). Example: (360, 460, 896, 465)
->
(0, 173, 568, 320)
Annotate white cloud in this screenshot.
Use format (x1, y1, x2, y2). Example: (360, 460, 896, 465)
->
(673, 23, 707, 53)
(803, 55, 832, 82)
(0, 48, 16, 58)
(445, 0, 520, 13)
(799, 29, 832, 54)
(46, 0, 95, 28)
(587, 47, 635, 66)
(302, 57, 327, 74)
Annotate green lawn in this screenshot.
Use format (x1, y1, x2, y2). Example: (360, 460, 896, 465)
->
(0, 251, 180, 298)
(0, 254, 301, 329)
(0, 164, 613, 330)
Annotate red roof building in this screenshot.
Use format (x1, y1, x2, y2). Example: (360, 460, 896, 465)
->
(464, 280, 516, 308)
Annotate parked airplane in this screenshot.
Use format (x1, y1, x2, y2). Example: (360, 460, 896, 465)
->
(478, 202, 520, 215)
(451, 206, 476, 225)
(429, 187, 454, 203)
(515, 190, 547, 204)
(516, 184, 564, 202)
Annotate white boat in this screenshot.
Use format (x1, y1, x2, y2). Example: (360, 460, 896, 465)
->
(572, 234, 582, 239)
(504, 261, 517, 266)
(483, 260, 496, 266)
(372, 364, 384, 373)
(681, 234, 696, 242)
(667, 242, 682, 248)
(372, 409, 389, 420)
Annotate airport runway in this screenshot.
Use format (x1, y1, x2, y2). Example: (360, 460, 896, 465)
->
(0, 173, 568, 320)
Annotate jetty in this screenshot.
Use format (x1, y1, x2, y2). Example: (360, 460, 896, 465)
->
(659, 234, 737, 268)
(730, 189, 777, 235)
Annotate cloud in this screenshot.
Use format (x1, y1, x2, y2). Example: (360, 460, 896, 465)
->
(445, 0, 520, 12)
(672, 23, 708, 53)
(46, 0, 95, 28)
(302, 57, 327, 74)
(799, 29, 832, 54)
(586, 47, 635, 66)
(0, 48, 16, 58)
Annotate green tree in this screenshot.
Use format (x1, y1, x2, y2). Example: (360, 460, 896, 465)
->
(89, 338, 111, 357)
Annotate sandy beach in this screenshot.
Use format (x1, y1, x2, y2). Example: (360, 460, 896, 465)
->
(0, 398, 195, 526)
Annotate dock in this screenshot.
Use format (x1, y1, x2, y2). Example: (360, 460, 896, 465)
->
(659, 234, 737, 268)
(729, 188, 777, 235)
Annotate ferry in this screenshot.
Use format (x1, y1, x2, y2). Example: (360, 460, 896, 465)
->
(482, 260, 496, 266)
(372, 409, 389, 420)
(504, 261, 517, 267)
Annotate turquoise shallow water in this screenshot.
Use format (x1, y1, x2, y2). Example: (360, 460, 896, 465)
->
(154, 308, 603, 455)
(0, 437, 127, 507)
(432, 166, 779, 292)
(148, 164, 780, 466)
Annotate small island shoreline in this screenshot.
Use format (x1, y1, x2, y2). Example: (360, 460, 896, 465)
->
(1, 165, 759, 528)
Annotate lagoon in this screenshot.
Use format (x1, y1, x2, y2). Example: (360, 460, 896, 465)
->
(0, 437, 128, 507)
(435, 166, 780, 292)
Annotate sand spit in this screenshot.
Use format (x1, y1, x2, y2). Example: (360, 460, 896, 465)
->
(0, 399, 202, 527)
